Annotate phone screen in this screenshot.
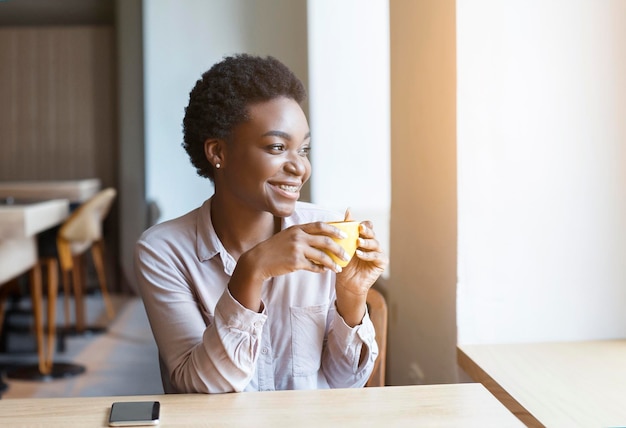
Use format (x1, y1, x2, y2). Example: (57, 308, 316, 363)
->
(109, 401, 160, 426)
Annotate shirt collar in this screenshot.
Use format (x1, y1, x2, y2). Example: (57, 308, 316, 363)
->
(196, 197, 221, 262)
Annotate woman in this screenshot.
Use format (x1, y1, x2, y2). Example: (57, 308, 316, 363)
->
(135, 54, 388, 393)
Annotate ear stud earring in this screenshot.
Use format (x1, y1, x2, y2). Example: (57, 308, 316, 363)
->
(215, 163, 221, 169)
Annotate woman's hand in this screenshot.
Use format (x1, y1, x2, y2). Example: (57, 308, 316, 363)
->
(336, 221, 388, 295)
(230, 221, 349, 311)
(334, 211, 388, 327)
(245, 221, 351, 280)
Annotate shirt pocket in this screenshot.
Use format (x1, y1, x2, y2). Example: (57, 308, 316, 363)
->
(290, 303, 328, 377)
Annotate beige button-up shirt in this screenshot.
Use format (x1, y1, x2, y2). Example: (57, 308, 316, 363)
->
(135, 199, 377, 393)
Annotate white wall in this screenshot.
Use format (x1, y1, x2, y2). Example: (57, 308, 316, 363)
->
(307, 0, 390, 261)
(457, 0, 626, 344)
(143, 0, 307, 222)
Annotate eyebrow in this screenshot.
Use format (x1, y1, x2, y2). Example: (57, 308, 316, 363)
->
(262, 130, 311, 141)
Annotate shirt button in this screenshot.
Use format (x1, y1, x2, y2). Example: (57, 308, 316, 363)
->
(254, 321, 262, 328)
(261, 347, 268, 354)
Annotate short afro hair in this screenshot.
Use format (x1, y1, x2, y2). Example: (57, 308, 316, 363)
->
(182, 53, 307, 181)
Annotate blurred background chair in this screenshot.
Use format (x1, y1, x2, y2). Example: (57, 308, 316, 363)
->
(40, 188, 117, 335)
(0, 237, 63, 382)
(366, 287, 388, 387)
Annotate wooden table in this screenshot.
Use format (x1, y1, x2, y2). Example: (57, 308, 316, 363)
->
(0, 199, 69, 240)
(458, 340, 626, 428)
(0, 199, 81, 379)
(0, 179, 101, 204)
(0, 384, 524, 427)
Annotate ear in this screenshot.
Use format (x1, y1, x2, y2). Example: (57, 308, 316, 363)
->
(204, 138, 224, 169)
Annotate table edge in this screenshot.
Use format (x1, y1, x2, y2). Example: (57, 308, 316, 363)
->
(457, 346, 544, 428)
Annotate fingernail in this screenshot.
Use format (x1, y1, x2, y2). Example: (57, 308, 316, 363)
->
(339, 231, 348, 239)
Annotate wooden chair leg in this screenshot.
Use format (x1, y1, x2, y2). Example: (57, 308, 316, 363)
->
(91, 239, 115, 320)
(43, 257, 59, 374)
(28, 262, 47, 375)
(71, 255, 85, 333)
(60, 268, 72, 329)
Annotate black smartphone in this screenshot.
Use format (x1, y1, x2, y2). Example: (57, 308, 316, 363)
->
(108, 401, 160, 426)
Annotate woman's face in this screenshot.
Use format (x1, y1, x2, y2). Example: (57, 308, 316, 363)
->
(219, 96, 311, 218)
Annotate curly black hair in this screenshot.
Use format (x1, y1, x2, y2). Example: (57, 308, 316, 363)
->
(182, 53, 307, 181)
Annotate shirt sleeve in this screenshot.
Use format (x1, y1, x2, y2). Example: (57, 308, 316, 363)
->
(322, 303, 379, 388)
(135, 238, 267, 393)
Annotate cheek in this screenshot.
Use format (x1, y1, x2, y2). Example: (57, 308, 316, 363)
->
(303, 158, 312, 181)
(246, 154, 280, 176)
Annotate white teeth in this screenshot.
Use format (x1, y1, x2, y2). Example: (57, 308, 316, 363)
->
(278, 184, 298, 193)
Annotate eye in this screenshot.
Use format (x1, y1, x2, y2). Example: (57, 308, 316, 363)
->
(267, 143, 286, 153)
(298, 146, 311, 157)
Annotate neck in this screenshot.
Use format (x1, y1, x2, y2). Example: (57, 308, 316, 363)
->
(210, 193, 280, 260)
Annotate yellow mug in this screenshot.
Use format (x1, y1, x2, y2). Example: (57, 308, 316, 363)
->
(326, 221, 360, 267)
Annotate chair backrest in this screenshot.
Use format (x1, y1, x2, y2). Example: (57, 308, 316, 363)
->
(59, 188, 116, 243)
(365, 287, 387, 387)
(57, 187, 116, 268)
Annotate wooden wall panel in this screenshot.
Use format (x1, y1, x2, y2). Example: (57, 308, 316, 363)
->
(0, 26, 120, 291)
(0, 26, 116, 188)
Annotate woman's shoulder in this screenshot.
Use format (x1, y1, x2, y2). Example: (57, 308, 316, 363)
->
(138, 205, 201, 245)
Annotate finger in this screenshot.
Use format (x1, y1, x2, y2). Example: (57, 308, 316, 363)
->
(355, 247, 388, 268)
(300, 221, 346, 239)
(344, 207, 353, 221)
(357, 236, 381, 252)
(286, 226, 347, 262)
(303, 259, 330, 274)
(304, 247, 343, 273)
(358, 221, 376, 239)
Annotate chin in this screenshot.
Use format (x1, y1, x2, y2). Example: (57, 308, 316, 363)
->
(270, 202, 297, 218)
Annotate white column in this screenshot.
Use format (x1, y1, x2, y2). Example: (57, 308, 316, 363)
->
(307, 0, 391, 263)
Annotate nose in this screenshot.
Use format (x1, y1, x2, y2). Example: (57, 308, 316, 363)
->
(284, 151, 306, 176)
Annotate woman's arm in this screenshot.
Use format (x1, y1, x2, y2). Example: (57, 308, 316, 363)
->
(334, 220, 388, 325)
(322, 302, 379, 388)
(135, 240, 264, 393)
(227, 221, 348, 311)
(324, 219, 387, 387)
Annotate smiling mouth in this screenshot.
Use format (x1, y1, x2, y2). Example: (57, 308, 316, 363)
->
(277, 184, 299, 193)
